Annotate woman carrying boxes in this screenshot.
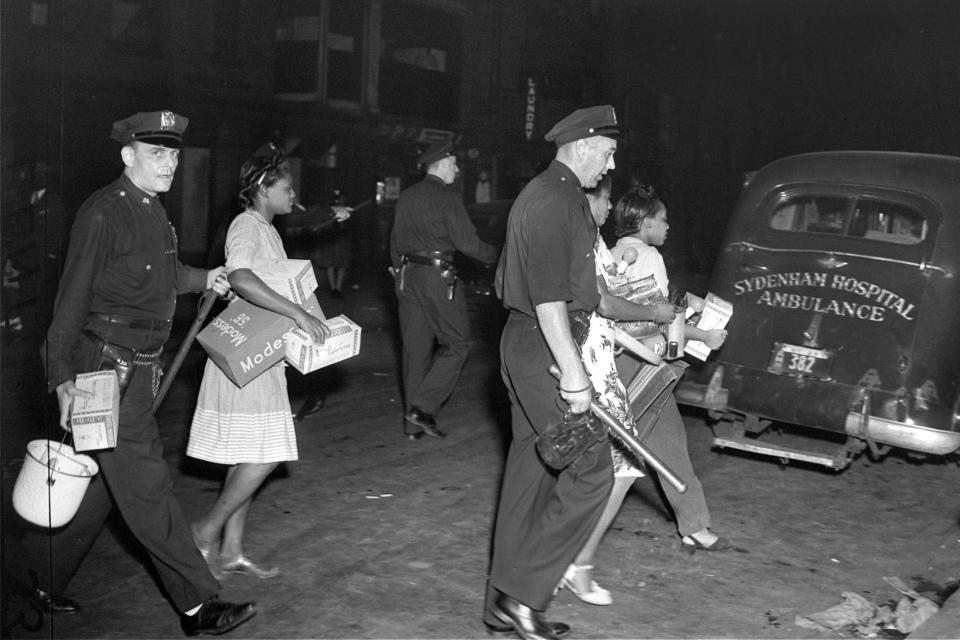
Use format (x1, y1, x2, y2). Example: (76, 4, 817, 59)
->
(187, 146, 330, 579)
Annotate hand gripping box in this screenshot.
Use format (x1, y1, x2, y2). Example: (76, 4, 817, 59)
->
(197, 294, 322, 388)
(284, 315, 361, 373)
(250, 258, 318, 305)
(71, 370, 120, 451)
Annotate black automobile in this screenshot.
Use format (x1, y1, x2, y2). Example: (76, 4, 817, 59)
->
(456, 199, 512, 300)
(678, 151, 960, 469)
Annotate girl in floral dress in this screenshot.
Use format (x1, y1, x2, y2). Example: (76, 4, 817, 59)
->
(559, 177, 675, 605)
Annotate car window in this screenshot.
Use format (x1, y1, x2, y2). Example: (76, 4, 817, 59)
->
(769, 195, 926, 245)
(849, 199, 926, 244)
(769, 196, 849, 234)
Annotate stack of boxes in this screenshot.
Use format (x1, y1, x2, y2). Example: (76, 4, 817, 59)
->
(197, 259, 361, 387)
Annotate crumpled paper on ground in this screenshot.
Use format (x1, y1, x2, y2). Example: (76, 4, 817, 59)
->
(795, 577, 939, 636)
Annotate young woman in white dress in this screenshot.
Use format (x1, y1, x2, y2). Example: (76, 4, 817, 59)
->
(187, 150, 329, 579)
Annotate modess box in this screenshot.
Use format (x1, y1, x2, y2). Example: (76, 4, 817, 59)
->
(197, 294, 322, 388)
(285, 315, 361, 373)
(71, 370, 120, 451)
(250, 258, 318, 305)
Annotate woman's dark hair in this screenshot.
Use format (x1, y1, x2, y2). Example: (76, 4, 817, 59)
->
(238, 143, 290, 210)
(612, 184, 665, 238)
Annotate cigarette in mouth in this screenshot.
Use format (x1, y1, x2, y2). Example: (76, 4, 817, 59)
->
(294, 203, 306, 211)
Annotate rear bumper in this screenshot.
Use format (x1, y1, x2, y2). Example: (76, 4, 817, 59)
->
(844, 413, 960, 455)
(677, 366, 960, 456)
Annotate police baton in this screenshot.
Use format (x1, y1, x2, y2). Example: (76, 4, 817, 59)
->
(151, 289, 220, 414)
(549, 364, 686, 493)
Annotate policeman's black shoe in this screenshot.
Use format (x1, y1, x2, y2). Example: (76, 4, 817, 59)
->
(181, 598, 256, 636)
(404, 406, 445, 438)
(484, 618, 570, 638)
(32, 588, 80, 614)
(485, 592, 565, 640)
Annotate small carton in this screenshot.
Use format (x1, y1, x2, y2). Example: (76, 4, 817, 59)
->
(684, 292, 734, 361)
(197, 293, 322, 387)
(71, 370, 120, 451)
(284, 315, 361, 374)
(250, 258, 318, 305)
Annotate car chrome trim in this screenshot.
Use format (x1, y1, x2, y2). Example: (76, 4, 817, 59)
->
(844, 412, 960, 455)
(731, 242, 953, 277)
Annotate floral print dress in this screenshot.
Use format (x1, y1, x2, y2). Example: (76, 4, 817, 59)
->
(579, 234, 645, 477)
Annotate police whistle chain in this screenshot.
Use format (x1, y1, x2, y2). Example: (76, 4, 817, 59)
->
(548, 364, 687, 493)
(151, 289, 220, 414)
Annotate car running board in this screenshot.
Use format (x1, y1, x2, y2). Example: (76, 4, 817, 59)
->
(712, 435, 851, 470)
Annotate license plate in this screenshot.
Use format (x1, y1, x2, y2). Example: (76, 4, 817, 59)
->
(768, 342, 833, 380)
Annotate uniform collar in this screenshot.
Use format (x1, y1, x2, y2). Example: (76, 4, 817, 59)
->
(119, 173, 158, 206)
(548, 159, 582, 189)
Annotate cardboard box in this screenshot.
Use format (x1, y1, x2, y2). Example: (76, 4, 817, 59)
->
(250, 258, 318, 305)
(284, 315, 361, 373)
(197, 293, 322, 388)
(71, 370, 120, 451)
(684, 292, 734, 361)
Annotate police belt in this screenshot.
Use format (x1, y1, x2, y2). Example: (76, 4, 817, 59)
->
(401, 251, 455, 269)
(83, 330, 163, 366)
(93, 313, 172, 332)
(399, 251, 458, 299)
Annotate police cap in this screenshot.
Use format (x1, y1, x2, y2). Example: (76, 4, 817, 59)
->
(544, 105, 619, 146)
(419, 139, 455, 167)
(110, 111, 189, 149)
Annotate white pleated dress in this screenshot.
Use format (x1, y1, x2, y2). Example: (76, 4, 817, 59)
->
(187, 210, 298, 464)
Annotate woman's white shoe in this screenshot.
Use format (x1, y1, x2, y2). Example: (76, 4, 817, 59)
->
(560, 564, 613, 606)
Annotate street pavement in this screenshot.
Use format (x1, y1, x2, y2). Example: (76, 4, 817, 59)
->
(3, 268, 960, 639)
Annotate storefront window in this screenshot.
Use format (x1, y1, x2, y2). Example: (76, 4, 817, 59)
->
(379, 1, 462, 121)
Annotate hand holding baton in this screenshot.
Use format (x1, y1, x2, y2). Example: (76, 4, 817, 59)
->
(548, 364, 686, 493)
(151, 289, 220, 415)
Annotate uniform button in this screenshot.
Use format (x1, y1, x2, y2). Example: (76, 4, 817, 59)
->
(143, 197, 150, 204)
(145, 264, 152, 270)
(120, 191, 126, 196)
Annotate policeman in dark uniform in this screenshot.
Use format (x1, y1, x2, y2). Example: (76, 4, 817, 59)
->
(390, 139, 498, 438)
(483, 106, 620, 640)
(18, 111, 256, 635)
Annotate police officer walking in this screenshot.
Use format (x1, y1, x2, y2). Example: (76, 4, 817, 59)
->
(483, 106, 620, 640)
(390, 140, 498, 438)
(20, 111, 256, 635)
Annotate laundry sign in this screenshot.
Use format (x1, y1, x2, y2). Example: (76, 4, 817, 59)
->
(524, 77, 536, 141)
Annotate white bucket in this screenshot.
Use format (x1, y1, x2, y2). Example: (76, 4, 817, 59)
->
(12, 440, 99, 528)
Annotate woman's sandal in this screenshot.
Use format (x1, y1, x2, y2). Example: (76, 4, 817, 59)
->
(220, 554, 280, 579)
(681, 533, 732, 554)
(559, 564, 612, 606)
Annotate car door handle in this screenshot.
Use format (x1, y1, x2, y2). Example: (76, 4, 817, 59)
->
(739, 263, 769, 274)
(817, 256, 848, 269)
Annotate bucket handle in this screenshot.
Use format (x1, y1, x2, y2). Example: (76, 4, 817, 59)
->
(44, 432, 71, 487)
(36, 431, 95, 486)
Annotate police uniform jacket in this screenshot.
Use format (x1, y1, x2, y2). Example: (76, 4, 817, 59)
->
(390, 175, 497, 267)
(495, 160, 600, 317)
(45, 173, 207, 391)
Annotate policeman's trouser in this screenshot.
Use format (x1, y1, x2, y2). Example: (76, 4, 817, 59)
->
(487, 313, 613, 611)
(11, 332, 220, 612)
(396, 264, 473, 415)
